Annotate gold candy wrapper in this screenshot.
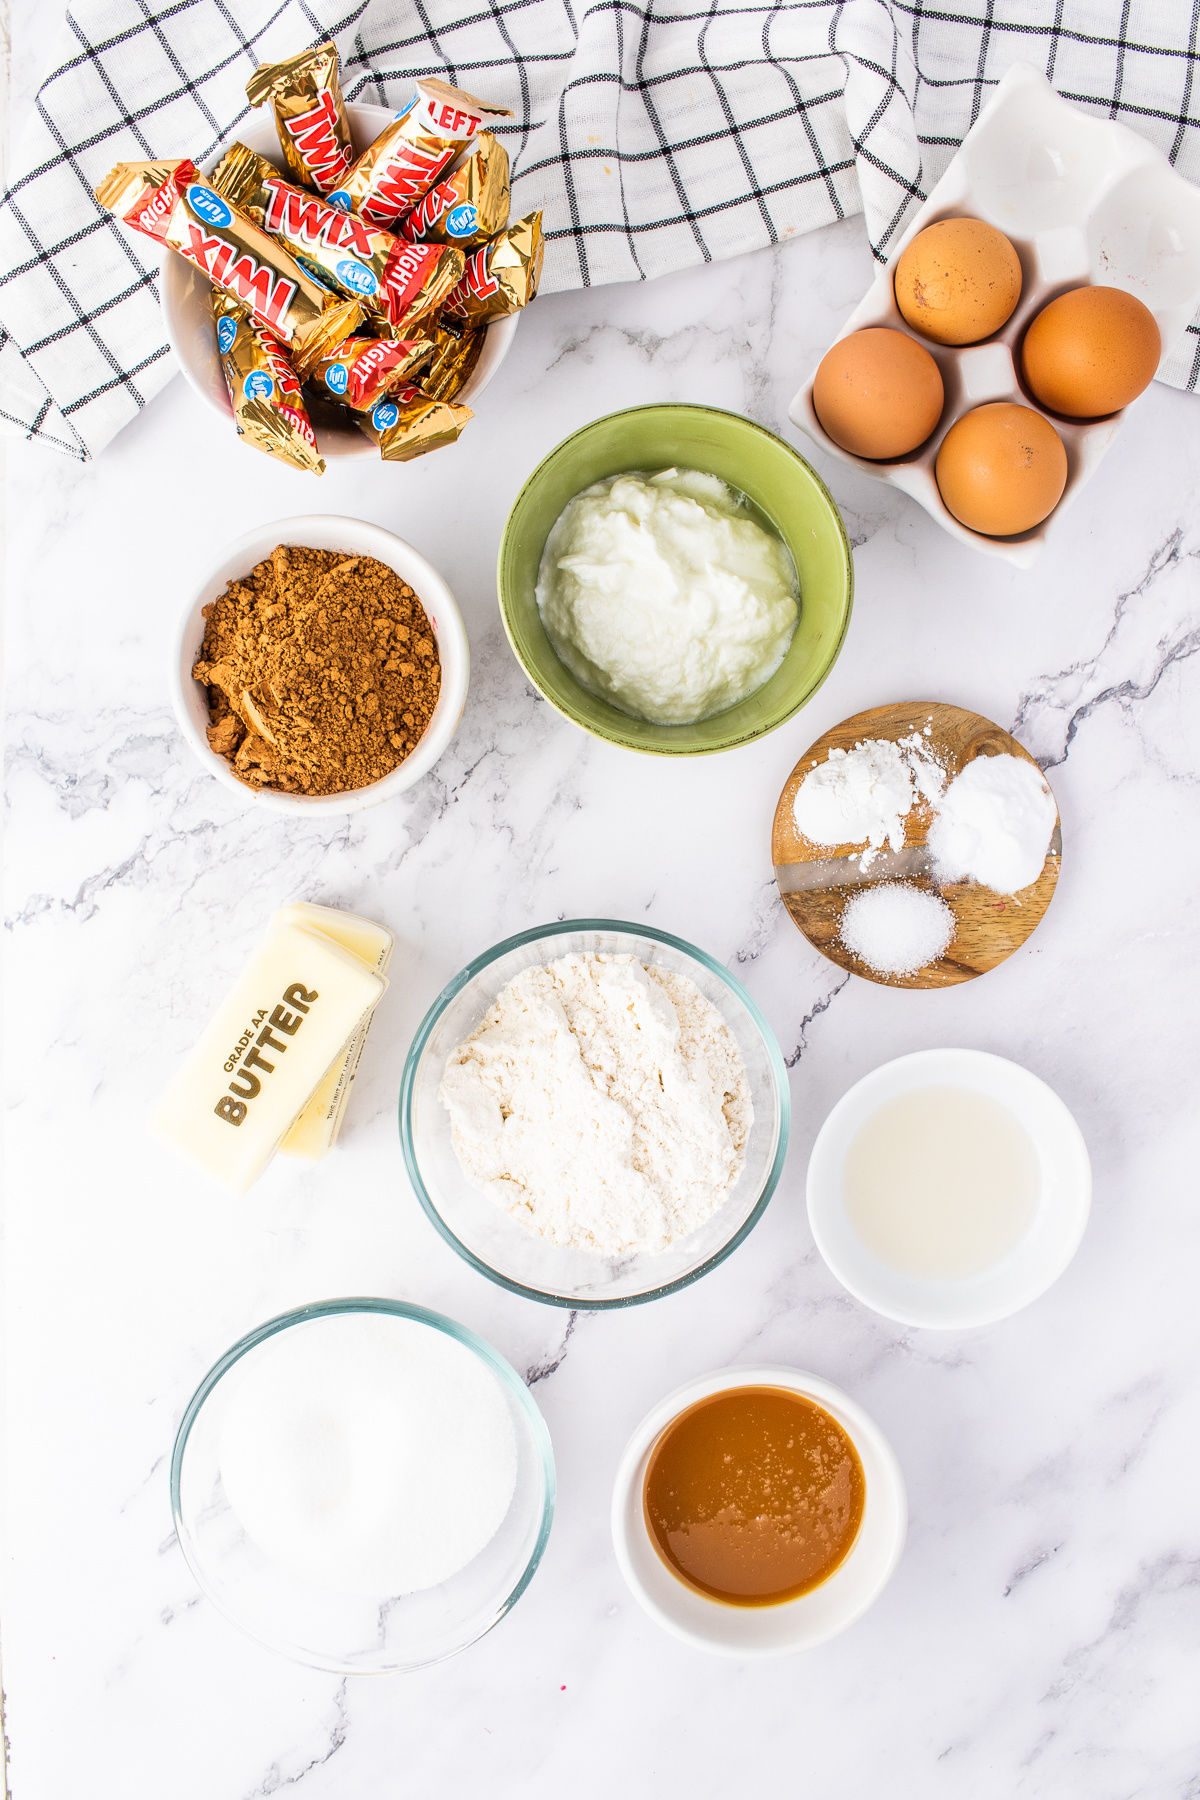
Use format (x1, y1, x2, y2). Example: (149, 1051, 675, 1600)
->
(400, 132, 510, 248)
(245, 41, 354, 195)
(213, 291, 324, 473)
(441, 210, 544, 326)
(357, 385, 473, 461)
(418, 319, 486, 402)
(95, 158, 362, 374)
(326, 78, 511, 228)
(212, 144, 463, 333)
(309, 334, 435, 410)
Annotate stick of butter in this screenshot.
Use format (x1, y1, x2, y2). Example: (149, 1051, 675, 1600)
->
(152, 920, 387, 1194)
(275, 902, 394, 1161)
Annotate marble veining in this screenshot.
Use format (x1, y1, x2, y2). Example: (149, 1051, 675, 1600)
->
(4, 18, 1200, 1799)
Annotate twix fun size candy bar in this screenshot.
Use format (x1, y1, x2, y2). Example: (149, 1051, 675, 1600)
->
(309, 334, 435, 411)
(245, 42, 355, 195)
(357, 384, 472, 461)
(326, 78, 511, 228)
(212, 291, 324, 473)
(400, 131, 510, 248)
(440, 210, 543, 327)
(416, 317, 486, 403)
(95, 159, 362, 374)
(211, 144, 463, 334)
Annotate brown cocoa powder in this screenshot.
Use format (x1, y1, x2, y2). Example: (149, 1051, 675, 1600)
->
(194, 544, 441, 796)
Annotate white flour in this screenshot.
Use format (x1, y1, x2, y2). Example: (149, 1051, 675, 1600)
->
(793, 732, 946, 868)
(439, 954, 753, 1255)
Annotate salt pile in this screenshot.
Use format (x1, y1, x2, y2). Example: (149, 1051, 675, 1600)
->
(839, 883, 955, 977)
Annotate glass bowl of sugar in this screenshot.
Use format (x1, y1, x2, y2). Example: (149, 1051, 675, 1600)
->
(399, 919, 790, 1308)
(171, 1299, 555, 1672)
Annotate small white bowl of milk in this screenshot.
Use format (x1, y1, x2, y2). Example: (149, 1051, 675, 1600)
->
(806, 1049, 1091, 1329)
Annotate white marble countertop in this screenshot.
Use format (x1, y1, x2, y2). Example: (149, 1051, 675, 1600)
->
(5, 36, 1200, 1800)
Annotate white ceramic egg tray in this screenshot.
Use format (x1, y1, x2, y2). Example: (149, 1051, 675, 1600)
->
(788, 61, 1200, 567)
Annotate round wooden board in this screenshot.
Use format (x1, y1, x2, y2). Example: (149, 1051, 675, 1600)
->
(772, 701, 1061, 988)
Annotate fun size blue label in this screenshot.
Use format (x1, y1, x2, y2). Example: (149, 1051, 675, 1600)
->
(444, 203, 479, 239)
(372, 400, 399, 430)
(324, 362, 350, 395)
(187, 185, 232, 229)
(325, 189, 352, 213)
(243, 371, 275, 400)
(216, 316, 237, 354)
(334, 257, 379, 297)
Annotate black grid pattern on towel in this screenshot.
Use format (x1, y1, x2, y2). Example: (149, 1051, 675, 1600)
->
(1, 0, 1198, 459)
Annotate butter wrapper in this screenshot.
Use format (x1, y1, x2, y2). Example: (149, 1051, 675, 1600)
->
(275, 903, 395, 1161)
(326, 78, 511, 228)
(245, 41, 354, 195)
(152, 920, 386, 1195)
(417, 318, 486, 402)
(441, 210, 543, 326)
(95, 158, 362, 374)
(212, 144, 464, 333)
(214, 290, 324, 472)
(357, 385, 473, 461)
(399, 132, 510, 247)
(309, 334, 435, 410)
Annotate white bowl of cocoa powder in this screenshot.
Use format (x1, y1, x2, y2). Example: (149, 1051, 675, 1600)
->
(171, 514, 470, 814)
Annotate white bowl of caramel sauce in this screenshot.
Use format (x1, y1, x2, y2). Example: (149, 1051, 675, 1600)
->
(610, 1365, 906, 1656)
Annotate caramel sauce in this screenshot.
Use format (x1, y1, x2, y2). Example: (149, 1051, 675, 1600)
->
(643, 1386, 865, 1606)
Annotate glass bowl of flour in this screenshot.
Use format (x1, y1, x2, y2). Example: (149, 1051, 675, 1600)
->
(171, 1299, 555, 1672)
(400, 920, 790, 1306)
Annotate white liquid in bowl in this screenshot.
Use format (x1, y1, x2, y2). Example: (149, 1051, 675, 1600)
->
(842, 1086, 1039, 1280)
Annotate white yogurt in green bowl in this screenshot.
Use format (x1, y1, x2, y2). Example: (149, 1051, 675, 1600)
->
(497, 405, 854, 757)
(536, 468, 799, 725)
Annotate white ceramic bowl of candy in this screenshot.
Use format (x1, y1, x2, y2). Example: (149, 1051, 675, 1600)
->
(161, 102, 518, 460)
(170, 513, 470, 814)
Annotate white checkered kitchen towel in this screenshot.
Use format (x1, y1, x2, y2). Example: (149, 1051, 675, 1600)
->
(2, 0, 1199, 460)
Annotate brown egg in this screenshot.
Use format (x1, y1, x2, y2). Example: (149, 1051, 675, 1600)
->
(935, 403, 1068, 536)
(1021, 285, 1161, 417)
(894, 218, 1022, 345)
(812, 328, 944, 460)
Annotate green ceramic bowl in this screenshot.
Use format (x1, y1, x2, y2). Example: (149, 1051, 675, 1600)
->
(497, 404, 854, 755)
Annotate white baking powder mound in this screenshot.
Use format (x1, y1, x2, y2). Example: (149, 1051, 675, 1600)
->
(928, 753, 1057, 894)
(218, 1315, 517, 1598)
(439, 954, 753, 1256)
(793, 734, 945, 867)
(840, 882, 955, 976)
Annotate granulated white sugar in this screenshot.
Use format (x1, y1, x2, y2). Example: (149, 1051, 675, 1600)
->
(218, 1314, 517, 1598)
(839, 882, 955, 976)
